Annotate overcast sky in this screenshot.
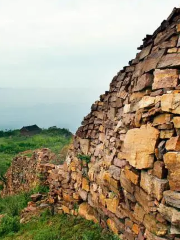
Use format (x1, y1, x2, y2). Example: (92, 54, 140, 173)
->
(0, 0, 180, 91)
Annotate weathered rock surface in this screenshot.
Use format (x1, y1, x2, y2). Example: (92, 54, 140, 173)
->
(121, 125, 159, 169)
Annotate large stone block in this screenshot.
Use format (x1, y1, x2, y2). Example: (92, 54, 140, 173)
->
(122, 125, 159, 169)
(134, 186, 156, 213)
(173, 117, 180, 128)
(153, 114, 172, 126)
(120, 171, 134, 194)
(161, 93, 180, 114)
(139, 44, 152, 60)
(152, 161, 167, 179)
(78, 203, 98, 223)
(152, 69, 178, 90)
(144, 214, 168, 236)
(163, 190, 180, 209)
(107, 218, 119, 235)
(166, 136, 180, 151)
(79, 139, 90, 155)
(124, 168, 139, 185)
(164, 152, 180, 191)
(134, 73, 153, 91)
(105, 197, 119, 214)
(133, 203, 145, 223)
(140, 171, 169, 201)
(158, 53, 180, 68)
(158, 204, 180, 226)
(139, 96, 155, 109)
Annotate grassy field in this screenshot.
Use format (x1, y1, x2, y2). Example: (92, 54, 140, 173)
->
(0, 204, 119, 240)
(0, 127, 119, 240)
(0, 127, 72, 179)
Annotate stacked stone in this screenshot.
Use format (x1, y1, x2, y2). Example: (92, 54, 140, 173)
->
(1, 148, 55, 196)
(47, 8, 180, 240)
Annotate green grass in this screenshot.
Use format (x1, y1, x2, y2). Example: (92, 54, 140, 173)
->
(0, 128, 119, 239)
(0, 127, 72, 180)
(0, 193, 119, 240)
(0, 212, 119, 240)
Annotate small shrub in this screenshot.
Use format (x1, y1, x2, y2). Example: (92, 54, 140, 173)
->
(0, 215, 20, 236)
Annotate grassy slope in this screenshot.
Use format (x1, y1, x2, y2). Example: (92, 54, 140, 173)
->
(0, 128, 72, 178)
(0, 128, 119, 239)
(2, 214, 119, 240)
(0, 193, 119, 240)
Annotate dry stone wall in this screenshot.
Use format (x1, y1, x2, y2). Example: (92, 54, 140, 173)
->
(2, 149, 55, 196)
(47, 8, 180, 240)
(3, 7, 180, 240)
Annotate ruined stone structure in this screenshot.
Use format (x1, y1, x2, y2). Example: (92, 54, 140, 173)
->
(2, 149, 56, 196)
(3, 7, 180, 240)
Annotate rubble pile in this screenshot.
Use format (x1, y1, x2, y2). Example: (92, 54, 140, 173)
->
(47, 8, 180, 240)
(2, 148, 55, 196)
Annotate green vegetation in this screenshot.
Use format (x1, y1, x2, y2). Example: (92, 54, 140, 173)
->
(0, 127, 119, 240)
(0, 209, 119, 240)
(0, 127, 72, 181)
(0, 193, 31, 217)
(78, 154, 91, 163)
(0, 192, 119, 240)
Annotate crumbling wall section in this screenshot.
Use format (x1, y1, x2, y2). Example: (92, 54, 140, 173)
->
(2, 149, 55, 196)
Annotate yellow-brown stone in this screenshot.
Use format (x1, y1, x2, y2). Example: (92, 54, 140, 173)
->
(133, 203, 145, 223)
(153, 114, 171, 126)
(172, 117, 180, 128)
(167, 48, 178, 53)
(122, 124, 159, 169)
(161, 93, 180, 114)
(107, 218, 119, 235)
(140, 171, 169, 201)
(177, 23, 180, 32)
(139, 96, 155, 109)
(132, 224, 140, 235)
(99, 125, 104, 132)
(164, 152, 180, 191)
(63, 192, 73, 202)
(144, 214, 168, 236)
(153, 69, 178, 90)
(99, 194, 106, 207)
(78, 203, 98, 223)
(124, 168, 139, 185)
(82, 178, 90, 192)
(105, 198, 119, 213)
(62, 205, 70, 214)
(166, 136, 180, 151)
(160, 129, 174, 139)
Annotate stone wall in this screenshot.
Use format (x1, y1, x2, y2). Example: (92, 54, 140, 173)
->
(47, 8, 180, 240)
(2, 149, 55, 196)
(3, 7, 180, 240)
